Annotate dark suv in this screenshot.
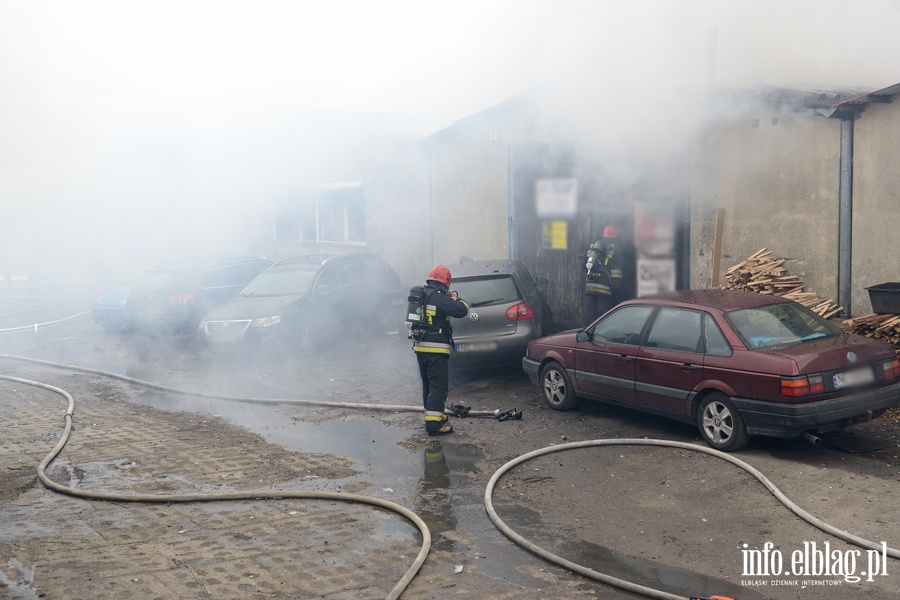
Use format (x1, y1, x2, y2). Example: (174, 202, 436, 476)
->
(199, 253, 403, 351)
(124, 257, 272, 333)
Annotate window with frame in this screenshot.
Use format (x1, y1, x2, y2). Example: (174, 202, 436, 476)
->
(703, 313, 733, 357)
(275, 184, 365, 245)
(645, 307, 702, 353)
(590, 305, 653, 345)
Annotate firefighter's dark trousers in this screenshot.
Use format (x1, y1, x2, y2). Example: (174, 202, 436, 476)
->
(417, 352, 449, 431)
(584, 292, 615, 325)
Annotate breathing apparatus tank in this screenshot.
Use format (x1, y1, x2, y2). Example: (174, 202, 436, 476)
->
(586, 240, 602, 274)
(405, 285, 426, 339)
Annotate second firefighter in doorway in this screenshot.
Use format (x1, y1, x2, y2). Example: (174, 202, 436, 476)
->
(584, 224, 623, 324)
(411, 265, 469, 436)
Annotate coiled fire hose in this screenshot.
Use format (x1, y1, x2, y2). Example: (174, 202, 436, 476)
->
(484, 439, 900, 600)
(0, 373, 429, 600)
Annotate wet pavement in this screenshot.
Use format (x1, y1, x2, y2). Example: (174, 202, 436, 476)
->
(2, 302, 899, 599)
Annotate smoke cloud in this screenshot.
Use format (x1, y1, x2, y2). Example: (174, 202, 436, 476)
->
(2, 0, 899, 292)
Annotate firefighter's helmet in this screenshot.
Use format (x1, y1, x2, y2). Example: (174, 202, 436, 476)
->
(427, 265, 451, 286)
(602, 224, 619, 239)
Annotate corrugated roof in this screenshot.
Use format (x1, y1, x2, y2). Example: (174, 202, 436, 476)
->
(823, 82, 900, 118)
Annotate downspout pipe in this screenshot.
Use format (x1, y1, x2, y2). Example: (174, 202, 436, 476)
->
(838, 118, 853, 317)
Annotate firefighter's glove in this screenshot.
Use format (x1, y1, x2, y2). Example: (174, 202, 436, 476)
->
(448, 404, 471, 418)
(497, 408, 523, 422)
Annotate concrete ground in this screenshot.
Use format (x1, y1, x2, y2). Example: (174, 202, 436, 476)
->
(1, 310, 899, 599)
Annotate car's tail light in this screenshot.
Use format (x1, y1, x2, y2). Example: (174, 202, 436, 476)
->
(780, 374, 825, 397)
(168, 294, 196, 306)
(506, 302, 534, 321)
(882, 357, 900, 379)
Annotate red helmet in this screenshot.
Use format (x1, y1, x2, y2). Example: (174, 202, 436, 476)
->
(602, 224, 619, 239)
(427, 265, 451, 286)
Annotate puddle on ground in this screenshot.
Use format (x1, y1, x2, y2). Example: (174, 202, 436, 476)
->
(484, 502, 771, 599)
(132, 390, 768, 598)
(131, 390, 479, 491)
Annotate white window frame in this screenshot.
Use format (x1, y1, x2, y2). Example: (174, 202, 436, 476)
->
(275, 182, 366, 246)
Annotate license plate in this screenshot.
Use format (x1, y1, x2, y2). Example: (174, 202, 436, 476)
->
(833, 367, 875, 389)
(456, 341, 498, 352)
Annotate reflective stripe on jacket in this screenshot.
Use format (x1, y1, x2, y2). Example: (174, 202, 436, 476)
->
(585, 243, 623, 297)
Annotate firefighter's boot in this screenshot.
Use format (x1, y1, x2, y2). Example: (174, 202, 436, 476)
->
(426, 413, 453, 436)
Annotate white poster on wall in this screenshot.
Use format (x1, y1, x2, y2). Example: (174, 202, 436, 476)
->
(638, 258, 676, 296)
(535, 178, 577, 219)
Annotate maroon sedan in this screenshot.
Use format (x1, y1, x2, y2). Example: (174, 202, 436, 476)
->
(522, 289, 900, 451)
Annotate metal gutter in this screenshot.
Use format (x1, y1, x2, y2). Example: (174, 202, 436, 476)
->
(838, 119, 853, 317)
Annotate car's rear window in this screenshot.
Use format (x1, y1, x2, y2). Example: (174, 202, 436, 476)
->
(138, 271, 188, 293)
(240, 267, 317, 297)
(725, 302, 842, 351)
(198, 264, 266, 289)
(452, 275, 522, 308)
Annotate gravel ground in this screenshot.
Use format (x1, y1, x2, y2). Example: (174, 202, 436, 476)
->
(1, 310, 899, 599)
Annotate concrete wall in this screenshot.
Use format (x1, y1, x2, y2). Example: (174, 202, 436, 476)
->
(692, 93, 843, 303)
(427, 110, 517, 268)
(361, 137, 431, 287)
(425, 97, 586, 270)
(849, 101, 900, 314)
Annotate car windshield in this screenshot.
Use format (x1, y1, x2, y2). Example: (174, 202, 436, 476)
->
(452, 275, 521, 307)
(725, 302, 843, 350)
(240, 268, 316, 297)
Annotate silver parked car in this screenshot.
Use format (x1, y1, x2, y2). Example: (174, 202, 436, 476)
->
(448, 259, 549, 368)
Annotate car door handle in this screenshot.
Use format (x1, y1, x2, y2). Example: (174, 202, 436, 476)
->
(681, 364, 699, 372)
(617, 355, 633, 362)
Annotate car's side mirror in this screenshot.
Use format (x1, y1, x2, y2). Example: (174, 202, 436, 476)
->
(576, 331, 590, 343)
(534, 276, 549, 287)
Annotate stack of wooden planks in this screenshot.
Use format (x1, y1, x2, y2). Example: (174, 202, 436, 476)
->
(840, 313, 900, 347)
(720, 248, 843, 318)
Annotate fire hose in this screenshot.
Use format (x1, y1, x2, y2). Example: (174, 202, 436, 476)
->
(485, 439, 900, 600)
(11, 367, 897, 600)
(2, 316, 896, 598)
(0, 354, 522, 420)
(0, 373, 428, 600)
(0, 310, 91, 333)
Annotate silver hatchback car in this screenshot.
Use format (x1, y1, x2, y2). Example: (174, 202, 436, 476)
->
(448, 259, 549, 368)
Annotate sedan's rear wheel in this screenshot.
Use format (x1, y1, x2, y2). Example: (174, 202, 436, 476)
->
(540, 362, 580, 411)
(697, 393, 749, 452)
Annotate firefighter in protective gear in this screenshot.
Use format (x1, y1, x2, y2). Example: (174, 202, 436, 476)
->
(413, 265, 469, 435)
(584, 224, 623, 324)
